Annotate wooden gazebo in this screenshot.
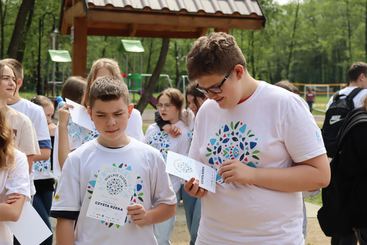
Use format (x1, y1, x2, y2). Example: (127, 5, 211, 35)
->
(60, 0, 266, 76)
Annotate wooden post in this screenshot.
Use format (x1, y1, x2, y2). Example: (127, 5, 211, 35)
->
(72, 17, 87, 76)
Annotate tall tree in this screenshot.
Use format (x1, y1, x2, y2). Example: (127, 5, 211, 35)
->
(7, 0, 36, 61)
(0, 0, 9, 58)
(136, 38, 170, 113)
(286, 0, 300, 79)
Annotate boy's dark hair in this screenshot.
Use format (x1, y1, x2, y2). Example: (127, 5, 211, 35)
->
(1, 58, 23, 80)
(347, 62, 367, 82)
(186, 32, 246, 81)
(157, 88, 184, 111)
(88, 76, 129, 107)
(61, 76, 87, 104)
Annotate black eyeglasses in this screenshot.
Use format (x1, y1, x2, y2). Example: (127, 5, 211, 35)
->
(196, 70, 232, 96)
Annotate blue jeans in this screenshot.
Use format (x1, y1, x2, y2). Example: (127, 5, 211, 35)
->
(33, 190, 53, 245)
(182, 188, 201, 245)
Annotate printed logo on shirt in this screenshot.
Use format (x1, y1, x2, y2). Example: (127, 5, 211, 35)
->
(206, 121, 260, 183)
(86, 163, 144, 228)
(146, 131, 170, 160)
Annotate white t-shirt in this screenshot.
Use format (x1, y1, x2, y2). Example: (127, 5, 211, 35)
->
(0, 150, 30, 245)
(189, 81, 326, 245)
(326, 86, 367, 109)
(126, 108, 144, 142)
(145, 121, 192, 192)
(51, 138, 176, 245)
(9, 98, 51, 142)
(7, 108, 40, 156)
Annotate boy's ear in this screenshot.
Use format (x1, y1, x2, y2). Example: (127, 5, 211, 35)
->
(127, 104, 134, 118)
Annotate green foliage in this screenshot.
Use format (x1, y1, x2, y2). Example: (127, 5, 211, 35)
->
(2, 0, 367, 94)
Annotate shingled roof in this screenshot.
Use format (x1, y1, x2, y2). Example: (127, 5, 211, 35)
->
(60, 0, 265, 38)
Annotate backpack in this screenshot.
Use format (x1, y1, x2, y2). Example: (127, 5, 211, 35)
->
(321, 87, 363, 158)
(317, 108, 367, 237)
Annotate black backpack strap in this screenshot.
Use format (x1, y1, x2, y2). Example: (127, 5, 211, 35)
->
(336, 108, 367, 150)
(345, 87, 363, 108)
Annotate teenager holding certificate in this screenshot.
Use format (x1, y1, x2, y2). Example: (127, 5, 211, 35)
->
(51, 77, 176, 245)
(184, 32, 330, 244)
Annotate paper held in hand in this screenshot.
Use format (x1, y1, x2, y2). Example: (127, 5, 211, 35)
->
(86, 166, 137, 226)
(5, 202, 52, 245)
(166, 151, 216, 193)
(65, 98, 96, 131)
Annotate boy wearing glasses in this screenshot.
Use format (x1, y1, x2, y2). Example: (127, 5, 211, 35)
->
(184, 32, 330, 244)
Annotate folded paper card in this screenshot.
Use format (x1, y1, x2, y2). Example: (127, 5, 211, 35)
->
(66, 98, 96, 131)
(166, 151, 216, 193)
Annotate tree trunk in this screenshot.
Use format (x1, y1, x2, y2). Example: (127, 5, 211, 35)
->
(136, 38, 170, 114)
(16, 2, 34, 62)
(345, 0, 352, 62)
(0, 0, 8, 59)
(286, 0, 300, 79)
(145, 39, 153, 73)
(7, 0, 36, 59)
(174, 41, 180, 87)
(249, 31, 256, 77)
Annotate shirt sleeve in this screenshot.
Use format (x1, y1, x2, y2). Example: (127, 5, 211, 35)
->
(51, 154, 81, 212)
(6, 150, 30, 199)
(282, 95, 326, 163)
(34, 106, 51, 141)
(17, 117, 41, 156)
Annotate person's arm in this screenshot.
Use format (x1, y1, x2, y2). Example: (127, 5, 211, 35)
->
(33, 148, 51, 162)
(58, 107, 71, 168)
(0, 194, 26, 222)
(219, 154, 330, 192)
(55, 218, 75, 245)
(127, 203, 176, 226)
(154, 111, 181, 137)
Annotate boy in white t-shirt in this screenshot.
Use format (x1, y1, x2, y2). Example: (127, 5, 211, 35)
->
(51, 76, 176, 245)
(184, 32, 331, 245)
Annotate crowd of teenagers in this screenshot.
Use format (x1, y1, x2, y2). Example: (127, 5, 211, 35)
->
(4, 31, 367, 245)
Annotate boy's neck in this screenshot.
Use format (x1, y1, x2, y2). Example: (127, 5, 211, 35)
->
(240, 75, 259, 102)
(97, 134, 130, 148)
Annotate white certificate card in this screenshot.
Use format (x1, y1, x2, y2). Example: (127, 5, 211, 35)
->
(86, 166, 136, 226)
(166, 151, 216, 193)
(5, 202, 52, 245)
(65, 98, 96, 131)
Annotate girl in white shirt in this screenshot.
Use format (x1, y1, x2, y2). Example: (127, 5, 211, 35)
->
(0, 108, 30, 245)
(145, 88, 192, 245)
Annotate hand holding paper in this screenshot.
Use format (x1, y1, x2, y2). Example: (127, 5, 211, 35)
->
(166, 151, 216, 193)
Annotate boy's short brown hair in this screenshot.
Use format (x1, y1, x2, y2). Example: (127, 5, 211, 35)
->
(88, 76, 129, 107)
(347, 62, 367, 82)
(186, 32, 246, 81)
